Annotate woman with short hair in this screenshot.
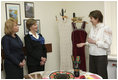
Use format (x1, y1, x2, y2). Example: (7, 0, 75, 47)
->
(77, 10, 112, 79)
(24, 19, 47, 74)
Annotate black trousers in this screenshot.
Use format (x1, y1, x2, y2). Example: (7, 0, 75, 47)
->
(89, 55, 108, 79)
(4, 63, 24, 79)
(27, 65, 45, 74)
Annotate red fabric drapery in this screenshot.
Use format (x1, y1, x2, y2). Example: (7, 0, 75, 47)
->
(71, 21, 87, 71)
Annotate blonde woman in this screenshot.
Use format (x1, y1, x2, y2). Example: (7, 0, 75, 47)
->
(1, 18, 25, 79)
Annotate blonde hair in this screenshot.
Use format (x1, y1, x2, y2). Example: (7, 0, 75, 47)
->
(4, 18, 17, 35)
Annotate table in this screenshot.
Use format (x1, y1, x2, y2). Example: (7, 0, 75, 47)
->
(29, 70, 103, 79)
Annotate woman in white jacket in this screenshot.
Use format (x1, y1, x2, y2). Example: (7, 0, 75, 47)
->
(77, 10, 112, 79)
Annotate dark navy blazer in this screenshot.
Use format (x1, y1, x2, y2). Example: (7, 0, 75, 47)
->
(2, 34, 25, 66)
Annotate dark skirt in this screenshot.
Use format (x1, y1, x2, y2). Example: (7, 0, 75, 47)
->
(4, 63, 24, 79)
(27, 65, 44, 74)
(89, 55, 108, 79)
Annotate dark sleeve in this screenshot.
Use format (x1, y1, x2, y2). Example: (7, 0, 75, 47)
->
(2, 36, 20, 66)
(21, 52, 25, 60)
(24, 35, 41, 61)
(43, 44, 47, 58)
(39, 33, 47, 58)
(17, 35, 25, 60)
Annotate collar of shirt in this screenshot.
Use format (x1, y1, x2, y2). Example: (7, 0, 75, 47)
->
(29, 31, 39, 39)
(96, 23, 104, 27)
(93, 23, 104, 30)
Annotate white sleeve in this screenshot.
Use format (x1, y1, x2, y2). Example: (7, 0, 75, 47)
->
(96, 26, 112, 49)
(85, 28, 93, 46)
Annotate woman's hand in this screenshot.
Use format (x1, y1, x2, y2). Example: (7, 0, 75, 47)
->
(41, 57, 47, 62)
(19, 59, 25, 68)
(76, 43, 85, 48)
(40, 57, 47, 66)
(87, 38, 96, 44)
(40, 61, 45, 66)
(19, 62, 24, 68)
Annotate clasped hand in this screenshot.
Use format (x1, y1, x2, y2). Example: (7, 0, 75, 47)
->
(19, 59, 25, 68)
(40, 57, 47, 66)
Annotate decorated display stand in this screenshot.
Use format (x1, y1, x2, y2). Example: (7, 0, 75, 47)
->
(72, 56, 81, 77)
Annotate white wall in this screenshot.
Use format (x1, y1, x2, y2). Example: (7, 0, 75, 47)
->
(1, 1, 116, 79)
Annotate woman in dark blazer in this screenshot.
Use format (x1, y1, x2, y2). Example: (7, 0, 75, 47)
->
(1, 18, 25, 79)
(24, 19, 47, 74)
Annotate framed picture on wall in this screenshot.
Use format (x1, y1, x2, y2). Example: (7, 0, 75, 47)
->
(23, 19, 41, 35)
(5, 3, 21, 25)
(24, 2, 34, 18)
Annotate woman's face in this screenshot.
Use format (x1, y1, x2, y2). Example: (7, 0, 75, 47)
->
(90, 17, 99, 26)
(30, 23, 38, 32)
(12, 23, 19, 33)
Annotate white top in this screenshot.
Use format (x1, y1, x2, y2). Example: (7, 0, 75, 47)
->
(86, 23, 112, 56)
(29, 31, 39, 39)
